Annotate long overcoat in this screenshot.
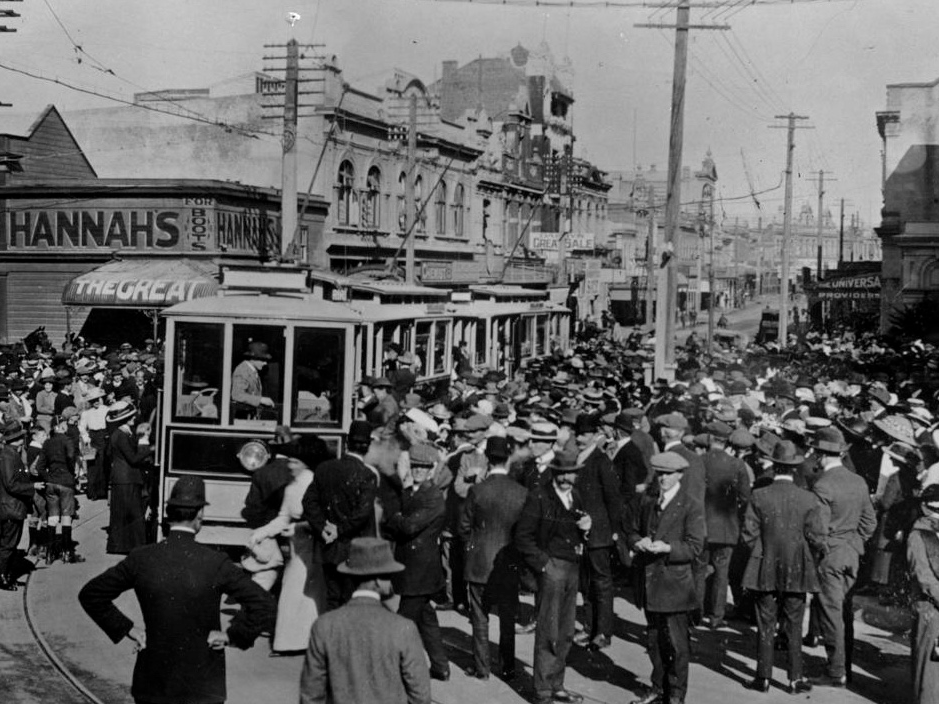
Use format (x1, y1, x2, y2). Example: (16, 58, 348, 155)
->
(626, 482, 705, 613)
(386, 482, 446, 597)
(741, 479, 823, 593)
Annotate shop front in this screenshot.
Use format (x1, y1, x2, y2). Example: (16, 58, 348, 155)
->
(0, 179, 327, 346)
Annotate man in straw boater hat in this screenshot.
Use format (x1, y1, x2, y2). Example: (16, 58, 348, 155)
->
(299, 536, 431, 704)
(740, 440, 823, 695)
(806, 426, 877, 688)
(625, 451, 705, 704)
(79, 476, 275, 704)
(515, 447, 593, 704)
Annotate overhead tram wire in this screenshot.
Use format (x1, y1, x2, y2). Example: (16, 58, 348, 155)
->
(0, 62, 279, 141)
(714, 33, 785, 113)
(423, 0, 860, 7)
(726, 29, 790, 111)
(706, 31, 781, 116)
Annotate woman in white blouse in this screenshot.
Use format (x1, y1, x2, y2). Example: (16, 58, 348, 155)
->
(248, 457, 326, 654)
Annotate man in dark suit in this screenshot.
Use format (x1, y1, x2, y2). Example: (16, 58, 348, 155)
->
(741, 440, 823, 694)
(626, 452, 705, 704)
(300, 537, 431, 704)
(808, 427, 877, 687)
(516, 448, 593, 704)
(606, 411, 650, 504)
(572, 412, 622, 650)
(302, 420, 379, 611)
(78, 477, 275, 704)
(459, 437, 528, 680)
(700, 421, 751, 627)
(385, 442, 450, 681)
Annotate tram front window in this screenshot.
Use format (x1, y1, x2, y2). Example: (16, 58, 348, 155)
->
(231, 325, 285, 424)
(293, 328, 344, 425)
(174, 322, 223, 423)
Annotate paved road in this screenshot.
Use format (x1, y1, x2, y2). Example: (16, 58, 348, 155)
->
(1, 494, 911, 704)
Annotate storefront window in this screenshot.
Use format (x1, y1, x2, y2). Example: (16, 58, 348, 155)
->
(230, 324, 285, 425)
(293, 328, 345, 425)
(173, 322, 223, 424)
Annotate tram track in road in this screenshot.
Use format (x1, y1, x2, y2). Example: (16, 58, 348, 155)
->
(18, 504, 110, 704)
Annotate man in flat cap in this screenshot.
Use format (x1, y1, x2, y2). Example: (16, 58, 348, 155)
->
(79, 477, 275, 704)
(515, 448, 593, 704)
(626, 452, 705, 704)
(700, 421, 752, 628)
(807, 426, 876, 688)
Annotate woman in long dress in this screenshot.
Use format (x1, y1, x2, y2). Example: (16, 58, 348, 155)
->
(105, 402, 154, 555)
(249, 457, 326, 654)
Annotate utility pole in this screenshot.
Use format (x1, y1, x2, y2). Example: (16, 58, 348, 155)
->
(771, 113, 811, 345)
(280, 39, 299, 259)
(814, 170, 836, 279)
(839, 198, 845, 265)
(707, 186, 715, 349)
(645, 186, 656, 330)
(637, 2, 728, 380)
(405, 94, 418, 284)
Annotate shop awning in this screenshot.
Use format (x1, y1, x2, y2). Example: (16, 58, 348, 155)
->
(62, 258, 220, 307)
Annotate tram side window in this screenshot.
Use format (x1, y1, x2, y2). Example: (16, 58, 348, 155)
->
(415, 321, 431, 377)
(475, 324, 487, 367)
(231, 325, 285, 424)
(433, 320, 448, 375)
(535, 316, 547, 356)
(174, 322, 223, 424)
(293, 328, 345, 426)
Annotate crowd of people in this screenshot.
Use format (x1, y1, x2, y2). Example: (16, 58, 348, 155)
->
(239, 319, 939, 704)
(5, 315, 939, 704)
(0, 334, 161, 590)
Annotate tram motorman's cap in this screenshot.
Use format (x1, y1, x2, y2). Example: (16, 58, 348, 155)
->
(166, 475, 209, 509)
(244, 341, 272, 360)
(651, 452, 688, 474)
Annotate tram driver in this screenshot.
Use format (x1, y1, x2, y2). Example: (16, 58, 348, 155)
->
(232, 341, 277, 421)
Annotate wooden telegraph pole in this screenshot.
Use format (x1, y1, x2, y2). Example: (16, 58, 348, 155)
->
(771, 113, 811, 344)
(636, 2, 727, 380)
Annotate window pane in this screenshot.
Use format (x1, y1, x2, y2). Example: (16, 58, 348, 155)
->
(536, 315, 547, 356)
(433, 320, 448, 375)
(415, 321, 431, 377)
(475, 322, 487, 367)
(173, 322, 223, 424)
(231, 325, 285, 425)
(293, 328, 345, 425)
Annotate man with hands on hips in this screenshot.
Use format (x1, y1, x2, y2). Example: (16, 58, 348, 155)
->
(79, 476, 275, 704)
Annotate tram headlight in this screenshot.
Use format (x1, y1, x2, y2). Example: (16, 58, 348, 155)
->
(237, 440, 271, 472)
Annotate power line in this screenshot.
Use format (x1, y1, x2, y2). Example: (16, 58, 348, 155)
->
(422, 0, 857, 7)
(0, 61, 278, 141)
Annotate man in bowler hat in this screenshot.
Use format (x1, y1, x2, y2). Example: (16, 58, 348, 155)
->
(79, 476, 275, 704)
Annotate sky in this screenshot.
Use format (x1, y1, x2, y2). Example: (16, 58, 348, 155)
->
(2, 0, 938, 230)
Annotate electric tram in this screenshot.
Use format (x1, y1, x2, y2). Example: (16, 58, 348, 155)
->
(157, 263, 570, 544)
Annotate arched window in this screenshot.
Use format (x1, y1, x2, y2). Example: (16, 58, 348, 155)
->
(452, 183, 465, 237)
(363, 166, 381, 229)
(414, 175, 425, 233)
(337, 160, 355, 226)
(434, 181, 447, 235)
(397, 172, 407, 232)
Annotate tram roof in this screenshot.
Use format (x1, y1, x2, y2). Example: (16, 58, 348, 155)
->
(162, 292, 365, 323)
(469, 285, 548, 300)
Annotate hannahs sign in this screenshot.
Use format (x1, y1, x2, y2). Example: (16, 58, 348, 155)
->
(0, 200, 282, 256)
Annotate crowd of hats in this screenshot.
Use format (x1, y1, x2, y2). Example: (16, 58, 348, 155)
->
(374, 325, 939, 497)
(0, 335, 161, 441)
